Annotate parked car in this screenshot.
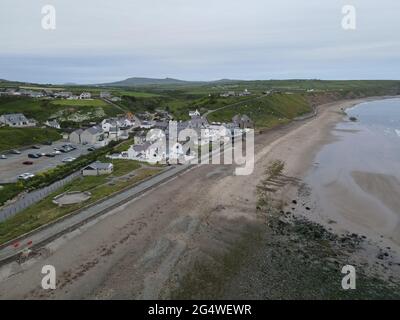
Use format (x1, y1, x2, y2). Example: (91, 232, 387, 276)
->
(45, 153, 56, 157)
(87, 147, 95, 151)
(53, 150, 61, 155)
(11, 149, 21, 154)
(61, 145, 75, 152)
(31, 145, 41, 149)
(62, 157, 76, 163)
(18, 173, 35, 180)
(28, 153, 40, 159)
(43, 141, 53, 145)
(23, 161, 33, 165)
(0, 155, 6, 159)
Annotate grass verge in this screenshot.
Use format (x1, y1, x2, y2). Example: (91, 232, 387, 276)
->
(0, 164, 161, 245)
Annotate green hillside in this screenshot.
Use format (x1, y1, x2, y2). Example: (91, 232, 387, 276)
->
(0, 127, 61, 152)
(208, 93, 312, 128)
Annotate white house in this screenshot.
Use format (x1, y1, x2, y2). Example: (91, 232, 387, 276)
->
(0, 113, 36, 127)
(79, 92, 92, 99)
(126, 141, 166, 164)
(101, 117, 134, 132)
(189, 109, 200, 117)
(101, 118, 133, 142)
(82, 162, 113, 176)
(45, 119, 61, 129)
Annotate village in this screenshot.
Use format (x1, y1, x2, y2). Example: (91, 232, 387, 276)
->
(0, 88, 253, 185)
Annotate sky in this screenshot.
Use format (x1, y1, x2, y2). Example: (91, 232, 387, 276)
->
(0, 0, 399, 84)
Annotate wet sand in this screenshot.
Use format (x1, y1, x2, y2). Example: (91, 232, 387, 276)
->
(303, 98, 400, 251)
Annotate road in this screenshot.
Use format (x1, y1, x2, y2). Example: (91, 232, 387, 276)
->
(0, 142, 90, 183)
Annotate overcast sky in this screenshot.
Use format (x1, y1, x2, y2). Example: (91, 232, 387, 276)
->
(0, 0, 399, 84)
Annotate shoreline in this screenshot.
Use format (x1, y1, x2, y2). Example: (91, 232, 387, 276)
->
(168, 95, 400, 299)
(294, 97, 400, 246)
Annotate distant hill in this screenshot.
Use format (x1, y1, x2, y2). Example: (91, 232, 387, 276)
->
(97, 77, 205, 87)
(96, 77, 248, 87)
(0, 77, 245, 88)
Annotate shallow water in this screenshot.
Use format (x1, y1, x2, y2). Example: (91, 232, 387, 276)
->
(305, 98, 400, 244)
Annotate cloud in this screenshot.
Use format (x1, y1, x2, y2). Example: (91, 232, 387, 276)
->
(0, 0, 399, 82)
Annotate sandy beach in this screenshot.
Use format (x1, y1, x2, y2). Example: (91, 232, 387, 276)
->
(0, 96, 399, 299)
(300, 98, 400, 252)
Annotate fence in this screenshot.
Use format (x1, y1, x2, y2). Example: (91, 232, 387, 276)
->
(0, 171, 81, 222)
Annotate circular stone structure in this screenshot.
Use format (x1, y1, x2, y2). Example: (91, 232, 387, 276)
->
(53, 191, 92, 206)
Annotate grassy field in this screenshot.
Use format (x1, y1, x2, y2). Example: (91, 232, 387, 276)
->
(0, 161, 161, 245)
(0, 127, 61, 152)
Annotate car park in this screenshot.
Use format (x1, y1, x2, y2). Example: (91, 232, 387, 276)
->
(0, 141, 88, 183)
